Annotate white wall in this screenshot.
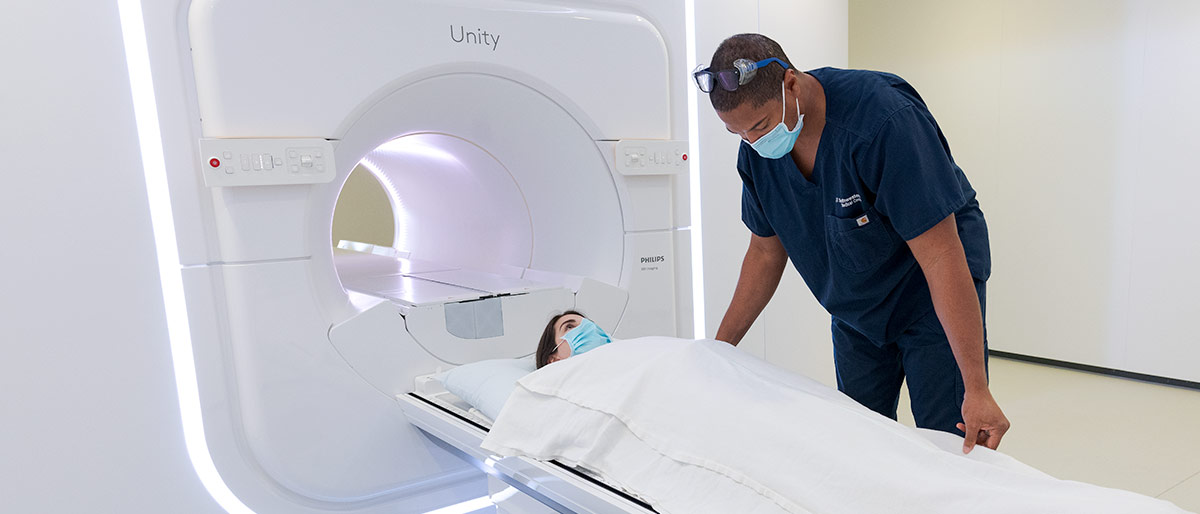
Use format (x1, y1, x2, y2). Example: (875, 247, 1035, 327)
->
(693, 0, 848, 386)
(849, 0, 1200, 383)
(0, 1, 221, 512)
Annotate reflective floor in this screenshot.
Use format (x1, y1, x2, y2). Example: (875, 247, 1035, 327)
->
(899, 357, 1200, 513)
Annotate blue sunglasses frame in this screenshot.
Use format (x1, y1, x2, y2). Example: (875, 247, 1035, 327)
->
(692, 57, 790, 93)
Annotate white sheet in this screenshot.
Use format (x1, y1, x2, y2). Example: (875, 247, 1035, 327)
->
(482, 337, 1190, 514)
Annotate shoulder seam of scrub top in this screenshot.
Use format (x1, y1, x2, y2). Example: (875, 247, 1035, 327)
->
(861, 103, 918, 151)
(850, 103, 920, 194)
(813, 68, 917, 145)
(856, 103, 969, 241)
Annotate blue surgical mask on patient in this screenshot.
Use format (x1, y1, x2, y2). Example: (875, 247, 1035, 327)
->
(748, 80, 803, 159)
(563, 319, 612, 356)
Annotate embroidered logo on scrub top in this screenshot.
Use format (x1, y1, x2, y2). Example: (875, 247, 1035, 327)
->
(836, 194, 862, 208)
(856, 215, 870, 227)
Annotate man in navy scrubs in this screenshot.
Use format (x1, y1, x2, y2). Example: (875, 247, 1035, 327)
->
(698, 34, 1009, 453)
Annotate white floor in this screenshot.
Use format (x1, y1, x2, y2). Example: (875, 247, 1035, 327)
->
(897, 357, 1200, 513)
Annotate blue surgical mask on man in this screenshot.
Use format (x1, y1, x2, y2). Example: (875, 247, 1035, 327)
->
(748, 80, 803, 159)
(563, 318, 612, 356)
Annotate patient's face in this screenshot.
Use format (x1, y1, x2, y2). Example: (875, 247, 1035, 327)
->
(546, 314, 583, 365)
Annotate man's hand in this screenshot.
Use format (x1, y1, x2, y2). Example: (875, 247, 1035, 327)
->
(956, 389, 1010, 453)
(908, 214, 1009, 454)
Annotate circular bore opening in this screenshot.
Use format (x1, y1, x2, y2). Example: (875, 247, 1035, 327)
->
(332, 133, 534, 278)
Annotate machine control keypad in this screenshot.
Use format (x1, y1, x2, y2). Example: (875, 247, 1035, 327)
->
(199, 138, 336, 187)
(290, 149, 327, 174)
(614, 140, 690, 176)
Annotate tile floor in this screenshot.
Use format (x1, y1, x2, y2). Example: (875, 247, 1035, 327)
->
(897, 357, 1200, 513)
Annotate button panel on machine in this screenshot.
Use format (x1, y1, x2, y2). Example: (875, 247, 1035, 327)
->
(199, 138, 336, 187)
(615, 140, 689, 176)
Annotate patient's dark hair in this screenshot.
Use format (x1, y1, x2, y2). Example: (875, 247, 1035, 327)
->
(708, 33, 794, 112)
(536, 310, 584, 369)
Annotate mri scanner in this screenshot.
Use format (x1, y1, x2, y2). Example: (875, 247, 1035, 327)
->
(171, 0, 692, 512)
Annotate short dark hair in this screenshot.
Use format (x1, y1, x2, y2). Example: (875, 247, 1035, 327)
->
(707, 33, 794, 112)
(535, 310, 584, 369)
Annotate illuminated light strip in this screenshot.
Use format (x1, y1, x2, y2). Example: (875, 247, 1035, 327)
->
(420, 486, 517, 514)
(421, 494, 496, 514)
(489, 486, 519, 503)
(376, 136, 460, 163)
(116, 0, 254, 512)
(358, 157, 410, 252)
(684, 0, 707, 338)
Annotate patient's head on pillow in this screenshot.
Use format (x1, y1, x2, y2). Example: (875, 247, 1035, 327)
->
(535, 310, 613, 368)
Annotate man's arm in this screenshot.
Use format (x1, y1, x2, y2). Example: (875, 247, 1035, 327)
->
(906, 213, 1010, 453)
(715, 234, 789, 346)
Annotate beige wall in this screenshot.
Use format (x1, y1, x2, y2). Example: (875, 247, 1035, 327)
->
(331, 164, 395, 248)
(849, 1, 1200, 381)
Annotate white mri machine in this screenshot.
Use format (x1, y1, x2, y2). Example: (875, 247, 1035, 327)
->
(172, 0, 692, 512)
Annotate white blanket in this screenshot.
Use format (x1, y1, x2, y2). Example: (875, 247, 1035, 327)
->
(482, 337, 1189, 514)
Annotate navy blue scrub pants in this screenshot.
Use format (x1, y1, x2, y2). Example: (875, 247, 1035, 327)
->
(831, 280, 987, 436)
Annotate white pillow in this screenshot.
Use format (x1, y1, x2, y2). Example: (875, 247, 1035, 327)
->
(438, 357, 536, 420)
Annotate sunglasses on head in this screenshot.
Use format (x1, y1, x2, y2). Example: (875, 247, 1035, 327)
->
(692, 57, 790, 93)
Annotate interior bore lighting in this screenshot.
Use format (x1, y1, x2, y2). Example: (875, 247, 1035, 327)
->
(358, 156, 410, 253)
(375, 136, 461, 163)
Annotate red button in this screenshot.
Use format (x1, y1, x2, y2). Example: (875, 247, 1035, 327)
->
(681, 154, 688, 161)
(209, 158, 221, 168)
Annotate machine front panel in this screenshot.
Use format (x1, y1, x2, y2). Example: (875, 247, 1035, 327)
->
(178, 0, 689, 510)
(189, 0, 671, 141)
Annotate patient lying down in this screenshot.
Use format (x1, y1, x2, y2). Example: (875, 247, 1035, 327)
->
(534, 310, 611, 368)
(484, 312, 1190, 514)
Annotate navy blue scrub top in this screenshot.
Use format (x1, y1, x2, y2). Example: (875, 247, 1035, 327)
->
(739, 67, 991, 343)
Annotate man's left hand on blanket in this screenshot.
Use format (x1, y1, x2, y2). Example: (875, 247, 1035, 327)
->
(957, 389, 1010, 454)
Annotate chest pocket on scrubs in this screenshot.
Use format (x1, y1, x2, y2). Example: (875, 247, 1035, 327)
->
(825, 206, 900, 273)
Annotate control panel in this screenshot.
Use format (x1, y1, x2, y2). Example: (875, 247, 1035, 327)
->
(198, 138, 336, 187)
(615, 139, 689, 176)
